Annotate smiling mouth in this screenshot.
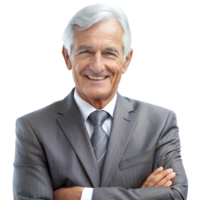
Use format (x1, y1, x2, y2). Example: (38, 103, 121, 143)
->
(86, 75, 107, 80)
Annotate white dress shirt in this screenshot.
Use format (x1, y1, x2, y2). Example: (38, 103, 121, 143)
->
(73, 90, 117, 200)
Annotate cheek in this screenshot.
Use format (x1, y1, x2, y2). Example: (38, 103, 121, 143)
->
(72, 58, 88, 74)
(108, 62, 123, 76)
(72, 63, 86, 86)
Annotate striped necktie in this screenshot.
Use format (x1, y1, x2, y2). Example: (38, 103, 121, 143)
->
(89, 110, 109, 176)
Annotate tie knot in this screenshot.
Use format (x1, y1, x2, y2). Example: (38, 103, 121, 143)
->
(89, 110, 109, 126)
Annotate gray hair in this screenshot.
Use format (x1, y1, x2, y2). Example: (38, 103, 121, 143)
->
(62, 4, 132, 60)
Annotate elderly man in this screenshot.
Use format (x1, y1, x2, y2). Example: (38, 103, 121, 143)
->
(13, 4, 188, 200)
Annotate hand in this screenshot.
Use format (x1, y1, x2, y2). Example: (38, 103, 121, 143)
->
(53, 187, 84, 200)
(141, 167, 176, 188)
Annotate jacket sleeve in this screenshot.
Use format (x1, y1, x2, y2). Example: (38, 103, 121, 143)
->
(93, 111, 188, 200)
(13, 117, 53, 200)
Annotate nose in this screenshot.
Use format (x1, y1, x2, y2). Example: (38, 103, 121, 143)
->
(90, 52, 105, 74)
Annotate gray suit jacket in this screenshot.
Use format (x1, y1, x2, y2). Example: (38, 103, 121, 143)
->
(13, 89, 188, 200)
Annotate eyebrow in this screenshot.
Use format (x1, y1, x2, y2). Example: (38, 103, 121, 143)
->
(76, 45, 120, 55)
(76, 45, 93, 52)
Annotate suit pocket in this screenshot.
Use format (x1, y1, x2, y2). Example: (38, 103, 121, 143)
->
(119, 149, 154, 170)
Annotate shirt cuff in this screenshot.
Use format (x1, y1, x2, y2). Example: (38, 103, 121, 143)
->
(80, 187, 94, 200)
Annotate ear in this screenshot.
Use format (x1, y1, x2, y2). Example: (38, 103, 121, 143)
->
(62, 45, 72, 70)
(122, 49, 133, 74)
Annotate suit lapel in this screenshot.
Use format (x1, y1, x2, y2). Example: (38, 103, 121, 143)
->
(100, 93, 138, 187)
(56, 90, 100, 187)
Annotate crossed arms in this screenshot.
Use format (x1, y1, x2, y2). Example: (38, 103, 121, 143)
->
(53, 167, 177, 200)
(13, 111, 188, 200)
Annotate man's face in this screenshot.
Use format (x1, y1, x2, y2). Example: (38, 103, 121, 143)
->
(63, 20, 132, 108)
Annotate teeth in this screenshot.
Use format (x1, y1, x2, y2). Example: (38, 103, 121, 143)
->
(87, 75, 106, 80)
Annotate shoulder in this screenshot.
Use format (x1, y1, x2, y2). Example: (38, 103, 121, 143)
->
(16, 100, 61, 125)
(121, 96, 178, 139)
(123, 96, 176, 121)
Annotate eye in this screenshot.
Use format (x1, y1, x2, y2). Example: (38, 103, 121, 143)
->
(80, 50, 90, 54)
(105, 52, 115, 56)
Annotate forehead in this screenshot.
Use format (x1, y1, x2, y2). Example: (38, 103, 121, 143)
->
(73, 20, 123, 50)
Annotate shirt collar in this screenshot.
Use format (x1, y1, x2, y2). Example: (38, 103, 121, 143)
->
(74, 89, 117, 122)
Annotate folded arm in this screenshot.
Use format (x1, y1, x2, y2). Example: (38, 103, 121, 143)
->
(54, 167, 176, 200)
(92, 111, 188, 200)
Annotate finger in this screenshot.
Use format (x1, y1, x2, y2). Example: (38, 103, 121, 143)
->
(146, 168, 174, 187)
(141, 167, 163, 188)
(163, 181, 172, 187)
(155, 172, 176, 187)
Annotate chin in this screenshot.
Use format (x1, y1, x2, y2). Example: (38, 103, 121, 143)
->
(86, 89, 113, 100)
(87, 92, 106, 99)
(88, 89, 109, 96)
